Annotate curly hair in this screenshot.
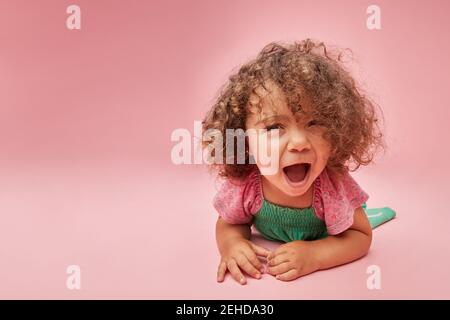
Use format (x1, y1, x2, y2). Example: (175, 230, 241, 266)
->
(202, 39, 385, 180)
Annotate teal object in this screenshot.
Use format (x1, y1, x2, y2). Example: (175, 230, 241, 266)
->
(253, 200, 328, 243)
(362, 202, 397, 229)
(253, 200, 396, 243)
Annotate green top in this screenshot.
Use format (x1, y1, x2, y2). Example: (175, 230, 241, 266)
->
(252, 200, 396, 243)
(252, 199, 328, 243)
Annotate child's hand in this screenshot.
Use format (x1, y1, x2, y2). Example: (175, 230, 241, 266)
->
(267, 240, 321, 281)
(217, 238, 271, 285)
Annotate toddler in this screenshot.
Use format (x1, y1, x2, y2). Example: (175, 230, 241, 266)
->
(202, 39, 395, 284)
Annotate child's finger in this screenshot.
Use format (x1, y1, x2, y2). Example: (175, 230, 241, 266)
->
(226, 259, 247, 285)
(268, 253, 289, 267)
(275, 269, 299, 281)
(217, 261, 227, 282)
(242, 249, 264, 273)
(271, 248, 287, 259)
(250, 243, 271, 257)
(235, 254, 261, 279)
(268, 262, 292, 276)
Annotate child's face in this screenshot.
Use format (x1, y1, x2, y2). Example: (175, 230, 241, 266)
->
(245, 80, 331, 197)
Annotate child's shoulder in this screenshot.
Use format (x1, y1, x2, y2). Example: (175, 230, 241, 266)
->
(314, 167, 369, 235)
(317, 167, 369, 208)
(212, 169, 263, 224)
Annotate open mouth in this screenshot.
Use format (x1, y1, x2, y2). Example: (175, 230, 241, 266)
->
(282, 163, 311, 186)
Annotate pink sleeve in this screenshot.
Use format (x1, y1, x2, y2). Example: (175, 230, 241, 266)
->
(212, 170, 263, 224)
(313, 168, 369, 235)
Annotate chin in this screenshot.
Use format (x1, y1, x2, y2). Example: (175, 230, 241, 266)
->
(281, 182, 311, 197)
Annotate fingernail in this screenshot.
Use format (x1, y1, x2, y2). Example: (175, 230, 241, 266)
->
(255, 273, 261, 279)
(240, 278, 245, 284)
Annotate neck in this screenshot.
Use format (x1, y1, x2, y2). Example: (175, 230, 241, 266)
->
(261, 176, 314, 209)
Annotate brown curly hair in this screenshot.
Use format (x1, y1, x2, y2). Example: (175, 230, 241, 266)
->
(202, 39, 385, 180)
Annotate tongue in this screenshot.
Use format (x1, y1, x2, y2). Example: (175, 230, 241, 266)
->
(284, 164, 307, 182)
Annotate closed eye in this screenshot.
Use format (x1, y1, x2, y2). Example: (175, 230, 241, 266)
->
(265, 123, 285, 131)
(307, 120, 322, 127)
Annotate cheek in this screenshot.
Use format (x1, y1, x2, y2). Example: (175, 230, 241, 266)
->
(316, 141, 331, 163)
(247, 131, 282, 175)
(247, 131, 282, 156)
(311, 135, 331, 161)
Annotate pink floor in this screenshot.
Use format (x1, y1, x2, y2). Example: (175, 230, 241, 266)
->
(1, 163, 449, 299)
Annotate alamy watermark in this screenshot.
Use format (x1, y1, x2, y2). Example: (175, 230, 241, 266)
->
(66, 265, 81, 290)
(66, 5, 81, 30)
(170, 121, 280, 175)
(366, 264, 381, 290)
(366, 5, 381, 30)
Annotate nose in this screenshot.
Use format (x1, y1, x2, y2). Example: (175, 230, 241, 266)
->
(286, 128, 311, 153)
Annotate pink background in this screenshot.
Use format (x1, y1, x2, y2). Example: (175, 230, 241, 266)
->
(1, 0, 449, 299)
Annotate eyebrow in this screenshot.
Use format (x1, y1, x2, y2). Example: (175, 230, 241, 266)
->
(254, 114, 291, 126)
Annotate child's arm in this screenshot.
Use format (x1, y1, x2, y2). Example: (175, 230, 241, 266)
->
(311, 206, 372, 270)
(216, 217, 270, 285)
(216, 216, 252, 245)
(267, 206, 372, 281)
